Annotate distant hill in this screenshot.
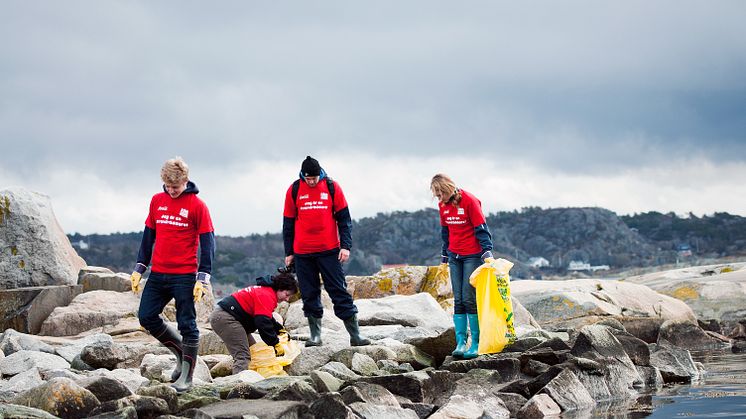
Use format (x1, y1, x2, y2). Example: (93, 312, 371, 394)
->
(68, 207, 746, 286)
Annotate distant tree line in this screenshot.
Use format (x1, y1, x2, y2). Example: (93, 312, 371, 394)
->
(68, 208, 746, 286)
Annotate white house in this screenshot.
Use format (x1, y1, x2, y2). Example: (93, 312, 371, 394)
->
(567, 260, 591, 271)
(528, 257, 550, 268)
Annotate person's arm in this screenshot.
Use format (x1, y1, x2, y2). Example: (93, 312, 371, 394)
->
(254, 314, 280, 346)
(282, 186, 296, 257)
(136, 227, 156, 267)
(334, 207, 352, 251)
(282, 217, 295, 256)
(198, 232, 215, 274)
(474, 223, 494, 260)
(440, 226, 449, 263)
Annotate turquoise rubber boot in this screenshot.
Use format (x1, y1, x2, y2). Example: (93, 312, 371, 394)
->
(452, 314, 469, 358)
(462, 314, 480, 360)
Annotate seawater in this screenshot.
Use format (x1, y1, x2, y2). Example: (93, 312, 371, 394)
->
(566, 350, 746, 418)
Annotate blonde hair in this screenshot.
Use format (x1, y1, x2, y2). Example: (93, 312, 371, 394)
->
(161, 157, 189, 184)
(430, 173, 461, 204)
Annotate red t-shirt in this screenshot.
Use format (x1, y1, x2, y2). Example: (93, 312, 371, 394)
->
(231, 285, 278, 317)
(283, 179, 348, 254)
(439, 189, 487, 256)
(145, 192, 214, 274)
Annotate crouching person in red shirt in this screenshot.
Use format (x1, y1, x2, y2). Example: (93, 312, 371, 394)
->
(209, 272, 299, 375)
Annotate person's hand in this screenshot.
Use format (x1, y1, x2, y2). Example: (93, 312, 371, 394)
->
(193, 272, 211, 302)
(130, 263, 147, 294)
(338, 248, 350, 263)
(274, 343, 285, 357)
(285, 255, 294, 267)
(481, 251, 494, 263)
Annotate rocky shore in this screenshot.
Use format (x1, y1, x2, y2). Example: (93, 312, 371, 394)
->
(1, 187, 744, 418)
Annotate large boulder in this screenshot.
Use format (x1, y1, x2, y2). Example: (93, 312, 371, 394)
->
(625, 263, 746, 330)
(511, 279, 696, 330)
(39, 290, 139, 336)
(78, 266, 131, 293)
(0, 188, 86, 289)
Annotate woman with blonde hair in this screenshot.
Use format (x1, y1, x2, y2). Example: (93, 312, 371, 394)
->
(431, 173, 494, 360)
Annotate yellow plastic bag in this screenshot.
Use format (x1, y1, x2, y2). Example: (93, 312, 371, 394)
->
(248, 332, 302, 378)
(469, 258, 517, 354)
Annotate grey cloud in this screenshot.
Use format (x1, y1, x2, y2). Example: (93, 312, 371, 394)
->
(1, 1, 745, 177)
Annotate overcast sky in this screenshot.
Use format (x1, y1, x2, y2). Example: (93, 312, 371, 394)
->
(1, 1, 745, 236)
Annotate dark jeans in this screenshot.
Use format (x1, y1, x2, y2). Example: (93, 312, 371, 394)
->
(449, 253, 481, 314)
(138, 272, 199, 343)
(295, 250, 357, 320)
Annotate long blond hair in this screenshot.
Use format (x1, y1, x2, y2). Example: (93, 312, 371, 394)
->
(430, 173, 461, 205)
(161, 157, 189, 184)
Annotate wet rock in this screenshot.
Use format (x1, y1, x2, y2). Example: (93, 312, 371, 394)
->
(539, 369, 595, 411)
(429, 394, 484, 418)
(650, 344, 700, 383)
(657, 319, 724, 350)
(517, 393, 561, 418)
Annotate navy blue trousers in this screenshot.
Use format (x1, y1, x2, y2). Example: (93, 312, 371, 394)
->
(138, 272, 199, 343)
(295, 250, 357, 320)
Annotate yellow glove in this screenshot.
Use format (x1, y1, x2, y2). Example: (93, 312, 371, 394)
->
(193, 272, 211, 302)
(130, 263, 147, 294)
(274, 343, 285, 357)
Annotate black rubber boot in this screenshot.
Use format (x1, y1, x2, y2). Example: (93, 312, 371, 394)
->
(171, 340, 198, 393)
(343, 314, 371, 346)
(153, 325, 183, 382)
(306, 317, 323, 347)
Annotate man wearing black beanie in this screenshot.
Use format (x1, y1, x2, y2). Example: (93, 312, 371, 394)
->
(282, 156, 370, 347)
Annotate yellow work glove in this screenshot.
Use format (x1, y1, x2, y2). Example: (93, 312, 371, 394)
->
(193, 272, 211, 302)
(130, 263, 147, 294)
(274, 343, 285, 357)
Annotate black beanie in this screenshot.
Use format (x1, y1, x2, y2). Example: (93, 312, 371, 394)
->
(301, 156, 321, 177)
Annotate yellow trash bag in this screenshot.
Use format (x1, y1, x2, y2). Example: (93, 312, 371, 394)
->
(469, 258, 517, 354)
(248, 332, 302, 378)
